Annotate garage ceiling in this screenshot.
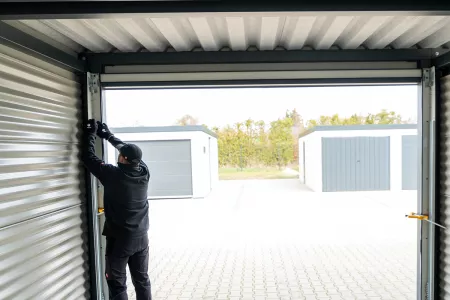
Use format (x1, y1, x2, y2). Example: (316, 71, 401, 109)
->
(3, 13, 450, 55)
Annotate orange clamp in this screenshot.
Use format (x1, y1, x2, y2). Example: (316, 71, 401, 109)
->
(405, 212, 428, 220)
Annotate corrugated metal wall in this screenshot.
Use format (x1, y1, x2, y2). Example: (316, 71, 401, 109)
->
(0, 44, 89, 299)
(322, 137, 391, 192)
(439, 74, 450, 299)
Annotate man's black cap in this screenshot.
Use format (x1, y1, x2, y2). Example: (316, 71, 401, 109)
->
(119, 143, 142, 164)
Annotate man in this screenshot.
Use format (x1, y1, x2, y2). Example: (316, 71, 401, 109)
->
(83, 119, 151, 300)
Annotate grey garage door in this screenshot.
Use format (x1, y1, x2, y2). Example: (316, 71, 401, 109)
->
(0, 44, 89, 298)
(322, 137, 390, 192)
(128, 140, 193, 198)
(402, 135, 418, 190)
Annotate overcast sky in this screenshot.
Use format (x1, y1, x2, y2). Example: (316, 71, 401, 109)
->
(104, 85, 419, 128)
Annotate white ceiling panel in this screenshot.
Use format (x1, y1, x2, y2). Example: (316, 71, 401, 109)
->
(4, 13, 450, 54)
(281, 17, 316, 50)
(391, 16, 449, 49)
(313, 16, 355, 50)
(258, 17, 282, 51)
(419, 23, 450, 49)
(226, 17, 247, 51)
(188, 17, 219, 51)
(148, 18, 196, 52)
(81, 19, 140, 52)
(42, 19, 112, 52)
(115, 18, 166, 52)
(336, 16, 392, 49)
(364, 16, 424, 49)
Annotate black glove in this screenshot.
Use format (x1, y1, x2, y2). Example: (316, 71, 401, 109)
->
(96, 121, 113, 140)
(85, 119, 97, 135)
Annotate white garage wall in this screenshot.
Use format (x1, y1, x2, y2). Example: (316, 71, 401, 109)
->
(105, 130, 218, 198)
(209, 136, 220, 190)
(191, 131, 214, 198)
(300, 127, 418, 192)
(299, 133, 323, 192)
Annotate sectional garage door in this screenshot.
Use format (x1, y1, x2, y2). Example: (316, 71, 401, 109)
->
(0, 44, 89, 299)
(322, 137, 391, 192)
(131, 140, 193, 198)
(438, 74, 450, 300)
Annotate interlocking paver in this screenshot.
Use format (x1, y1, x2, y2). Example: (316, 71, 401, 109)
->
(119, 180, 417, 300)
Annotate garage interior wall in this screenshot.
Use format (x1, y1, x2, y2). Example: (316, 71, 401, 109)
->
(2, 5, 450, 299)
(438, 73, 450, 299)
(0, 43, 90, 299)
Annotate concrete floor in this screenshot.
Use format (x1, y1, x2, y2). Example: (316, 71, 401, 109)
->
(125, 179, 418, 300)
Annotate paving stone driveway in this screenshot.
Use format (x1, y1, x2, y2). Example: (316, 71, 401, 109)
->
(125, 179, 417, 300)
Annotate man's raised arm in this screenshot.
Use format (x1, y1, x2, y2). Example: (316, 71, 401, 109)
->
(82, 119, 116, 183)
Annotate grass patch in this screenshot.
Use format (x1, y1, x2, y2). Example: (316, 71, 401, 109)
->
(219, 167, 298, 180)
(290, 165, 299, 172)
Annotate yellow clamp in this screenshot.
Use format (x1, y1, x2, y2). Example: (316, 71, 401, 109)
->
(98, 208, 105, 213)
(405, 212, 428, 220)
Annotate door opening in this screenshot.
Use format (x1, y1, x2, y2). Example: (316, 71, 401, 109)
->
(102, 83, 425, 300)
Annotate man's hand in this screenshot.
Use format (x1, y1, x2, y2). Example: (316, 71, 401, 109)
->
(85, 119, 97, 135)
(97, 121, 113, 140)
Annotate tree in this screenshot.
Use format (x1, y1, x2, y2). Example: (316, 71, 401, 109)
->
(269, 117, 294, 169)
(365, 109, 403, 125)
(306, 109, 406, 128)
(213, 108, 409, 169)
(175, 114, 199, 126)
(285, 109, 305, 165)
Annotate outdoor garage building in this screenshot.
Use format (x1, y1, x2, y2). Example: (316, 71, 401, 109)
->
(106, 126, 219, 199)
(1, 1, 450, 300)
(299, 124, 418, 192)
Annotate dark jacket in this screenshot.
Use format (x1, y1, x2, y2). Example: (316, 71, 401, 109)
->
(82, 133, 150, 238)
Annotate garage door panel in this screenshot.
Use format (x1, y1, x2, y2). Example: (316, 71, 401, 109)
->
(322, 137, 390, 192)
(439, 74, 450, 299)
(150, 188, 193, 198)
(147, 161, 192, 175)
(131, 140, 193, 198)
(0, 205, 88, 299)
(150, 176, 193, 189)
(139, 141, 192, 160)
(0, 45, 89, 299)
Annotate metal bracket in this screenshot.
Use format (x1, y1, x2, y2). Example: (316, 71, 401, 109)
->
(406, 212, 446, 229)
(429, 68, 435, 88)
(88, 73, 100, 95)
(423, 69, 434, 88)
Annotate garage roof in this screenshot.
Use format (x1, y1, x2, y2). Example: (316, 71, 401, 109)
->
(299, 124, 417, 138)
(3, 13, 450, 55)
(110, 125, 218, 138)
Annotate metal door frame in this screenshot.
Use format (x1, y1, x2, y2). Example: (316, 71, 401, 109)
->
(98, 68, 434, 299)
(84, 72, 109, 300)
(418, 68, 436, 300)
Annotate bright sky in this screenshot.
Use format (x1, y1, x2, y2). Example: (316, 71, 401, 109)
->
(104, 85, 419, 128)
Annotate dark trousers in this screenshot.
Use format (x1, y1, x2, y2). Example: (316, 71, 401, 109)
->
(105, 234, 151, 300)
